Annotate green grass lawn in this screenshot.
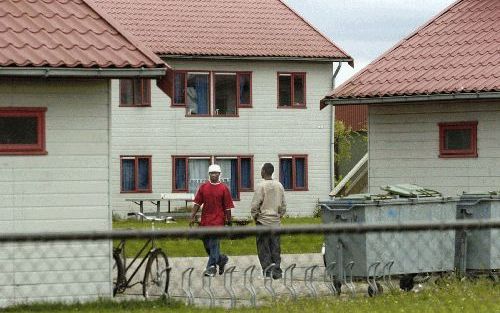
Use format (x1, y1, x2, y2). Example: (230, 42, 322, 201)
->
(5, 279, 499, 313)
(113, 217, 322, 257)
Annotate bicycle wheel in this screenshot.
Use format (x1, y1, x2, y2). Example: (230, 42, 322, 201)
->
(112, 252, 125, 297)
(143, 249, 170, 299)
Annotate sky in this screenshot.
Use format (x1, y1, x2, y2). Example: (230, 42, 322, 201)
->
(283, 0, 457, 85)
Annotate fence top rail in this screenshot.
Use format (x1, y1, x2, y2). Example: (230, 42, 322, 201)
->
(0, 219, 499, 242)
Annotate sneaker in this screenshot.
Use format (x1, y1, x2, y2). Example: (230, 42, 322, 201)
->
(272, 272, 282, 280)
(218, 256, 229, 275)
(204, 267, 216, 277)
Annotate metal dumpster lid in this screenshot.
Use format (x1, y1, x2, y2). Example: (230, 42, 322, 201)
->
(380, 184, 441, 198)
(460, 191, 500, 199)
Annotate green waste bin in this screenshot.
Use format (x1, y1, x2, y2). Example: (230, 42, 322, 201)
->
(456, 192, 500, 276)
(320, 185, 458, 292)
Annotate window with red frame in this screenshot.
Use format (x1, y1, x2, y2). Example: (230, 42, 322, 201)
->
(121, 156, 152, 193)
(278, 73, 306, 108)
(120, 79, 151, 106)
(438, 121, 478, 158)
(173, 156, 253, 200)
(0, 107, 47, 155)
(173, 71, 252, 115)
(279, 155, 308, 191)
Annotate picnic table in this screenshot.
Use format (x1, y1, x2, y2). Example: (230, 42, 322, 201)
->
(125, 193, 194, 220)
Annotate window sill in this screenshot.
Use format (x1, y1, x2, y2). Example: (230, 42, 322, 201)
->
(120, 190, 153, 194)
(0, 150, 47, 156)
(277, 105, 307, 109)
(439, 153, 478, 158)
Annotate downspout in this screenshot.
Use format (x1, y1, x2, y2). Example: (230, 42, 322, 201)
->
(329, 62, 342, 192)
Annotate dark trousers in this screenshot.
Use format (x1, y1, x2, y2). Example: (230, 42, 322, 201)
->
(256, 228, 282, 274)
(202, 236, 225, 269)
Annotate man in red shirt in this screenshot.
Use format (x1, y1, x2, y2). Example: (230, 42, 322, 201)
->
(190, 164, 234, 277)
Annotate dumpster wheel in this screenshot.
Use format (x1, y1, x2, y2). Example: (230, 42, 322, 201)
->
(368, 282, 383, 297)
(399, 275, 414, 291)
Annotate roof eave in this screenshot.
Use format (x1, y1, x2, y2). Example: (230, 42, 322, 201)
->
(320, 92, 500, 109)
(160, 54, 353, 64)
(0, 67, 167, 78)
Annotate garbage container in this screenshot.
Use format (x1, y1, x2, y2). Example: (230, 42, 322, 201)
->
(456, 192, 500, 277)
(320, 185, 458, 292)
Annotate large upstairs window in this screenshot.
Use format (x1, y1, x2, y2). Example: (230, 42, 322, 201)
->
(120, 79, 151, 107)
(0, 107, 47, 155)
(278, 72, 306, 108)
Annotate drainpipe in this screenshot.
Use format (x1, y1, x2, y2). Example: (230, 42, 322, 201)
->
(329, 62, 342, 192)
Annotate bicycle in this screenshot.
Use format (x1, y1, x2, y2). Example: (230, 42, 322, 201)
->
(113, 212, 171, 298)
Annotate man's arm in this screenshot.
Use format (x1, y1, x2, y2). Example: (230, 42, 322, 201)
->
(250, 185, 263, 221)
(278, 185, 287, 218)
(191, 186, 203, 225)
(190, 203, 200, 225)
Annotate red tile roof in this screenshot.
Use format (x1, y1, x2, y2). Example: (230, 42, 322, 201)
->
(93, 0, 352, 61)
(0, 0, 165, 69)
(324, 0, 500, 101)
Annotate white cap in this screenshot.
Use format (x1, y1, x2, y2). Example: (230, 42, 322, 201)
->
(208, 164, 221, 173)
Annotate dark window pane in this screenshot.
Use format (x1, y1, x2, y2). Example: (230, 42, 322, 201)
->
(142, 80, 150, 105)
(280, 158, 293, 189)
(215, 74, 237, 115)
(239, 73, 251, 105)
(293, 74, 305, 105)
(120, 79, 133, 105)
(121, 159, 135, 191)
(240, 158, 252, 189)
(279, 75, 291, 106)
(187, 73, 209, 115)
(0, 117, 38, 144)
(138, 158, 150, 190)
(175, 158, 187, 190)
(445, 129, 471, 150)
(174, 72, 186, 104)
(295, 158, 306, 188)
(133, 79, 143, 105)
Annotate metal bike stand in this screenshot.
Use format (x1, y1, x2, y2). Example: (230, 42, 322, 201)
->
(223, 266, 237, 309)
(283, 263, 297, 299)
(367, 261, 381, 296)
(243, 265, 257, 308)
(202, 266, 216, 308)
(324, 262, 339, 295)
(382, 261, 395, 290)
(181, 267, 194, 305)
(263, 263, 276, 301)
(304, 265, 319, 297)
(343, 261, 356, 297)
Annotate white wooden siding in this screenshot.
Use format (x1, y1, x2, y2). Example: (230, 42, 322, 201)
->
(0, 78, 111, 307)
(111, 60, 333, 217)
(368, 101, 500, 196)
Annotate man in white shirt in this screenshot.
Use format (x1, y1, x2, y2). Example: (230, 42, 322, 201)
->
(250, 163, 287, 279)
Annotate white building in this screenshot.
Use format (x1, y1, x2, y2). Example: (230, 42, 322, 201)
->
(321, 0, 500, 196)
(0, 0, 165, 306)
(95, 0, 353, 216)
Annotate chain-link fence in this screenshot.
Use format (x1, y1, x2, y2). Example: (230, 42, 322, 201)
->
(0, 218, 499, 310)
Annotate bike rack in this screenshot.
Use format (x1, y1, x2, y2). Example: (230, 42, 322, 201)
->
(343, 261, 356, 297)
(202, 266, 216, 308)
(324, 262, 339, 295)
(181, 267, 194, 305)
(382, 260, 395, 290)
(283, 263, 297, 299)
(243, 265, 257, 308)
(304, 265, 319, 297)
(263, 263, 276, 301)
(223, 266, 237, 309)
(367, 261, 381, 295)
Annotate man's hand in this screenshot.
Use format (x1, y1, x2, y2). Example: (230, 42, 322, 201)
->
(189, 215, 198, 227)
(225, 219, 232, 227)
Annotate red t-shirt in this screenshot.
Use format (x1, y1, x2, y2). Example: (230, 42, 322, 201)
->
(194, 182, 234, 226)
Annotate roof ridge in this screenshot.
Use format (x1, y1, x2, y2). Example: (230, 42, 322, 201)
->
(278, 0, 353, 66)
(82, 0, 167, 68)
(331, 0, 464, 95)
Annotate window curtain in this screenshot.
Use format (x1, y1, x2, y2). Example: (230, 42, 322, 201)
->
(295, 158, 305, 188)
(187, 74, 209, 115)
(122, 159, 135, 191)
(240, 158, 251, 189)
(218, 159, 238, 199)
(138, 158, 150, 190)
(175, 158, 187, 190)
(280, 158, 292, 189)
(188, 159, 210, 193)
